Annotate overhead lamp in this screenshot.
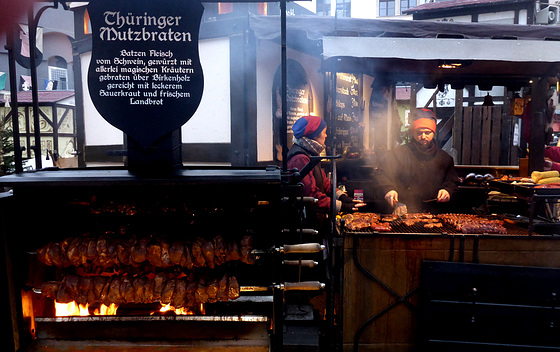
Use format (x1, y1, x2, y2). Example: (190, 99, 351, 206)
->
(437, 60, 471, 69)
(438, 62, 462, 69)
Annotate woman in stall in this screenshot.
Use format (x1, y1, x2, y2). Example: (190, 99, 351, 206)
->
(287, 115, 365, 225)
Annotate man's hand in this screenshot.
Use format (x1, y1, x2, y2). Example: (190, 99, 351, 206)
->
(349, 200, 367, 211)
(340, 195, 366, 212)
(437, 189, 450, 202)
(384, 190, 399, 207)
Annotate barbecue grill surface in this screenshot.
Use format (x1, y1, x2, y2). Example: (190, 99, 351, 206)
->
(340, 216, 536, 236)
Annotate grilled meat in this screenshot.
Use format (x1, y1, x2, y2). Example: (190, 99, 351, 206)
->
(216, 275, 228, 302)
(131, 237, 149, 265)
(77, 276, 94, 305)
(172, 279, 188, 308)
(344, 212, 508, 235)
(206, 278, 218, 303)
(225, 241, 241, 262)
(152, 272, 168, 302)
(147, 240, 164, 268)
(40, 273, 241, 309)
(41, 281, 59, 300)
(240, 236, 254, 264)
(37, 235, 252, 271)
(169, 241, 185, 266)
(160, 279, 176, 305)
(120, 277, 135, 304)
(201, 239, 215, 269)
(92, 276, 108, 302)
(67, 237, 82, 266)
(438, 213, 506, 234)
(213, 236, 227, 266)
(227, 275, 240, 300)
(195, 279, 208, 303)
(343, 213, 391, 232)
(132, 277, 147, 304)
(191, 238, 206, 268)
(105, 276, 123, 306)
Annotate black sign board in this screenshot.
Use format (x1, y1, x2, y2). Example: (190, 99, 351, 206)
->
(87, 0, 204, 147)
(334, 73, 361, 152)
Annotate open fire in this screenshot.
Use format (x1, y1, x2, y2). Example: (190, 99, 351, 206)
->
(55, 301, 119, 316)
(54, 301, 201, 316)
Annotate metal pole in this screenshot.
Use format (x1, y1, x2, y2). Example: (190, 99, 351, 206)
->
(24, 1, 66, 170)
(28, 7, 42, 170)
(5, 27, 23, 173)
(281, 0, 288, 171)
(329, 70, 338, 351)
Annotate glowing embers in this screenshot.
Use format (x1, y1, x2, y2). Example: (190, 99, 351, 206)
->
(157, 303, 203, 316)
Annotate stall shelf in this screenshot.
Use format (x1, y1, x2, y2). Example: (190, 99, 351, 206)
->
(489, 180, 560, 236)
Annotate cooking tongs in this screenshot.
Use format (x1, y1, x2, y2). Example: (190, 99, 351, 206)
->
(422, 198, 438, 203)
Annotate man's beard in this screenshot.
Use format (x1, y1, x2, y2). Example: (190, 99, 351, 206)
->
(416, 139, 432, 149)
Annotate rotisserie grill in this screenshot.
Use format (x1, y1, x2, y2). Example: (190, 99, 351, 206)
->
(0, 168, 327, 352)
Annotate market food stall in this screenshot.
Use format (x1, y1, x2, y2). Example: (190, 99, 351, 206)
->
(260, 15, 560, 351)
(4, 6, 560, 352)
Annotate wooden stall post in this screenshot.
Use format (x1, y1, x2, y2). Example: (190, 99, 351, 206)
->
(453, 89, 464, 164)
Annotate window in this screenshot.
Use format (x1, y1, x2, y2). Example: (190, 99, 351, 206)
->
(48, 56, 68, 90)
(336, 0, 351, 18)
(380, 0, 395, 17)
(400, 0, 417, 14)
(317, 0, 331, 16)
(218, 3, 233, 14)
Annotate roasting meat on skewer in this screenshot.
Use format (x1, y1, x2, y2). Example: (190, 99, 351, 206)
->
(240, 236, 255, 264)
(37, 235, 253, 270)
(41, 273, 241, 308)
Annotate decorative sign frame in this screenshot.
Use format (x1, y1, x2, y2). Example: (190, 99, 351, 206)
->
(87, 0, 204, 147)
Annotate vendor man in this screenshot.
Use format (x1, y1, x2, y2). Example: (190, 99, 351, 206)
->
(375, 108, 459, 215)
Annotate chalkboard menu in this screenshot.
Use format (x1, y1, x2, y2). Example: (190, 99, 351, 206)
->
(272, 60, 310, 161)
(87, 0, 204, 147)
(286, 85, 310, 130)
(334, 73, 361, 152)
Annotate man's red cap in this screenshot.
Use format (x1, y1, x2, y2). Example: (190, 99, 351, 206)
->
(411, 109, 436, 132)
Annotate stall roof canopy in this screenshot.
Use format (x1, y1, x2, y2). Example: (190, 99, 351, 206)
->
(4, 91, 75, 105)
(250, 15, 560, 89)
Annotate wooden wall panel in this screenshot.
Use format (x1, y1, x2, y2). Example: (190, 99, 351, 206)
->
(342, 235, 560, 352)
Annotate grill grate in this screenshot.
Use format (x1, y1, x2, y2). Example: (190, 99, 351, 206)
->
(341, 217, 535, 236)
